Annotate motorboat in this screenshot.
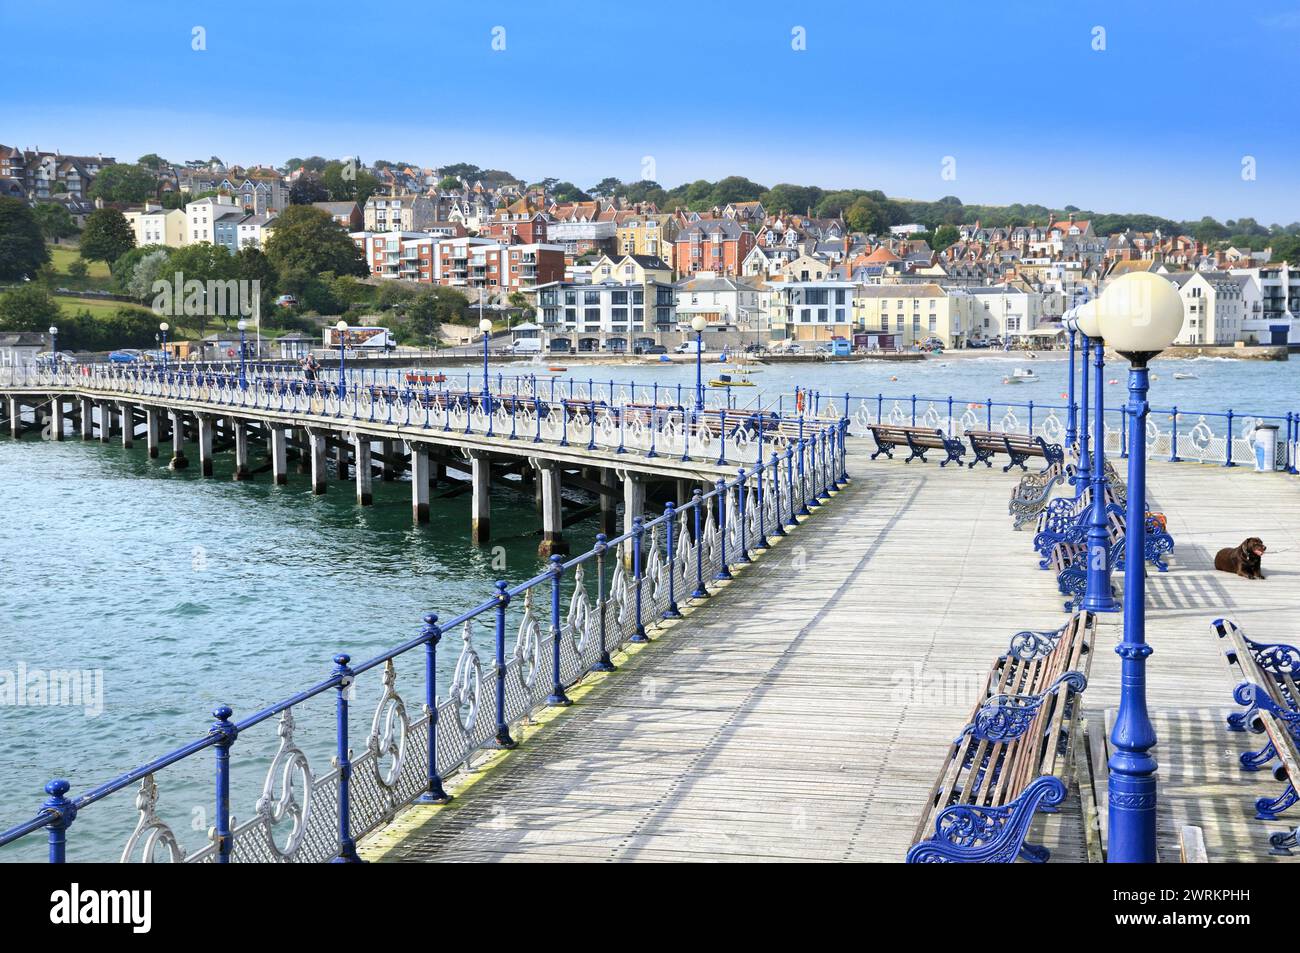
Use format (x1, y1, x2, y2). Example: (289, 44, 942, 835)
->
(708, 372, 755, 388)
(1173, 372, 1198, 380)
(1011, 367, 1036, 380)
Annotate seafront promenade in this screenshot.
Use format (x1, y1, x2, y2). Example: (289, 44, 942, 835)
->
(362, 447, 1298, 863)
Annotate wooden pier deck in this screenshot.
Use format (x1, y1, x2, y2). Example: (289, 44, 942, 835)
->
(361, 442, 1300, 863)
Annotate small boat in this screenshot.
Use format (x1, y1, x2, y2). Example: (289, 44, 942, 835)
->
(548, 366, 568, 373)
(708, 373, 755, 388)
(1173, 372, 1198, 380)
(1002, 376, 1024, 385)
(1011, 367, 1036, 380)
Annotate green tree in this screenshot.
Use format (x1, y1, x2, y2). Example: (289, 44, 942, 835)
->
(436, 175, 462, 191)
(110, 244, 170, 293)
(67, 258, 88, 280)
(79, 208, 136, 264)
(32, 202, 79, 242)
(235, 245, 278, 312)
(844, 196, 888, 235)
(0, 197, 51, 279)
(551, 181, 590, 202)
(87, 163, 157, 203)
(0, 284, 60, 330)
(124, 249, 173, 302)
(137, 153, 167, 171)
(932, 224, 960, 251)
(264, 205, 367, 279)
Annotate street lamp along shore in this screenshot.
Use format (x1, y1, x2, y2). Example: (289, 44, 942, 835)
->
(1095, 271, 1185, 864)
(479, 316, 493, 404)
(691, 314, 707, 409)
(335, 319, 348, 398)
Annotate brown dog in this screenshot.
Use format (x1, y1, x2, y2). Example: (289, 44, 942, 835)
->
(1215, 537, 1267, 579)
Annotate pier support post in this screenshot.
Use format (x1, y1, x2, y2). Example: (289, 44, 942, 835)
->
(232, 420, 251, 481)
(270, 428, 288, 485)
(295, 428, 311, 474)
(411, 444, 430, 523)
(622, 471, 645, 569)
(145, 408, 160, 458)
(382, 439, 399, 480)
(309, 430, 328, 495)
(536, 459, 568, 557)
(354, 435, 373, 505)
(599, 467, 619, 535)
(197, 415, 214, 477)
(471, 451, 491, 545)
(8, 397, 21, 439)
(119, 403, 133, 449)
(168, 411, 188, 469)
(334, 441, 349, 481)
(98, 402, 113, 443)
(79, 398, 93, 440)
(48, 396, 64, 441)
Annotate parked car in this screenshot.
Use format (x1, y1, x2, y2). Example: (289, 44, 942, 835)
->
(644, 344, 668, 355)
(108, 349, 142, 363)
(966, 339, 991, 349)
(674, 340, 706, 354)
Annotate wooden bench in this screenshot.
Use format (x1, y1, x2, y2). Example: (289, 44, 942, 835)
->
(1213, 618, 1299, 770)
(1049, 508, 1125, 612)
(868, 423, 966, 467)
(1257, 712, 1300, 854)
(908, 612, 1095, 863)
(1009, 462, 1070, 529)
(966, 430, 1063, 472)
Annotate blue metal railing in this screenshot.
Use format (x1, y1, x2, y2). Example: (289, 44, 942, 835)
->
(0, 403, 849, 862)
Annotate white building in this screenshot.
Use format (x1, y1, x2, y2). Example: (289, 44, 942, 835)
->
(186, 194, 241, 245)
(123, 204, 187, 248)
(1171, 271, 1245, 346)
(673, 273, 767, 333)
(1229, 263, 1300, 345)
(964, 287, 1045, 341)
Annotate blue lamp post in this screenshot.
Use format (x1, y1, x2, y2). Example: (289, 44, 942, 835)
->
(159, 322, 169, 372)
(1076, 301, 1117, 613)
(237, 319, 248, 390)
(691, 315, 707, 410)
(1096, 272, 1185, 864)
(335, 320, 348, 399)
(1077, 327, 1091, 496)
(1065, 323, 1078, 449)
(479, 317, 493, 410)
(48, 324, 58, 370)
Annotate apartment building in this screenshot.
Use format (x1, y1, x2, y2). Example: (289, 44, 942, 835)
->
(615, 213, 678, 267)
(1170, 271, 1245, 345)
(770, 281, 856, 343)
(852, 284, 973, 349)
(964, 286, 1044, 341)
(1229, 262, 1300, 344)
(535, 279, 677, 351)
(673, 219, 756, 278)
(363, 194, 437, 232)
(674, 272, 768, 333)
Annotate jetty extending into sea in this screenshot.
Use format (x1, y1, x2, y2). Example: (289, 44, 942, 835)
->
(0, 361, 1295, 864)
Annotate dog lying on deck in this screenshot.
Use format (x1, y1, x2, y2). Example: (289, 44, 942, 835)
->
(1214, 537, 1267, 579)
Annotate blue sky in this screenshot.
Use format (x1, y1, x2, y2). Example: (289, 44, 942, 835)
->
(5, 0, 1300, 222)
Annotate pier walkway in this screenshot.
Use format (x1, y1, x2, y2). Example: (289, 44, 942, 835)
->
(362, 443, 1297, 862)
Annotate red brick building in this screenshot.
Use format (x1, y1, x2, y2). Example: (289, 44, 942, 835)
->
(673, 219, 756, 278)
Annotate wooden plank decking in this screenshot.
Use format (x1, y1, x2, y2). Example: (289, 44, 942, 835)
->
(360, 441, 1299, 863)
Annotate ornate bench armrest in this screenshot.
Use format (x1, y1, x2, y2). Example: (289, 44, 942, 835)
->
(956, 672, 1088, 744)
(906, 775, 1068, 863)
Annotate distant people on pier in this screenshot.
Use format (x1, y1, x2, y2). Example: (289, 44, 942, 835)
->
(301, 354, 319, 384)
